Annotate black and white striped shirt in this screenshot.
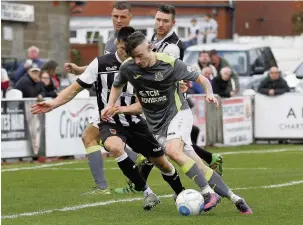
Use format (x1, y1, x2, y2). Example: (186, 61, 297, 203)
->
(76, 52, 140, 126)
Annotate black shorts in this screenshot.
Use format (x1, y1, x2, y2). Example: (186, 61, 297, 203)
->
(99, 121, 164, 158)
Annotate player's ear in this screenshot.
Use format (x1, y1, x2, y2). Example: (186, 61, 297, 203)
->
(172, 19, 176, 26)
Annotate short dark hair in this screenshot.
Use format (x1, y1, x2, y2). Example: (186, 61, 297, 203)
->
(199, 50, 209, 56)
(157, 4, 176, 20)
(208, 49, 218, 56)
(117, 26, 136, 43)
(113, 1, 131, 12)
(41, 60, 58, 71)
(125, 31, 146, 56)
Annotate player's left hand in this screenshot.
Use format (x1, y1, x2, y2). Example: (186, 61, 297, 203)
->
(101, 105, 120, 121)
(205, 95, 220, 109)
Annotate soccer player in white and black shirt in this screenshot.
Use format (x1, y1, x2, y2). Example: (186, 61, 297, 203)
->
(31, 27, 185, 211)
(64, 1, 134, 195)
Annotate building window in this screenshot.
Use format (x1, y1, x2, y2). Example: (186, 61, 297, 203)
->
(70, 30, 77, 38)
(86, 31, 100, 43)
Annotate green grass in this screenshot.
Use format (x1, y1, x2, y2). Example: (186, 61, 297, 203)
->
(2, 144, 303, 225)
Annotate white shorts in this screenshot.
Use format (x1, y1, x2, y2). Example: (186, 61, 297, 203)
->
(89, 109, 100, 128)
(155, 109, 194, 151)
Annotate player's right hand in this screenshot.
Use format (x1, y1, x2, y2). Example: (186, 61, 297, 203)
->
(64, 63, 78, 74)
(31, 100, 55, 115)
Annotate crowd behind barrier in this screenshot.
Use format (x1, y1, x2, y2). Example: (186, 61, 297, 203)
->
(2, 93, 302, 159)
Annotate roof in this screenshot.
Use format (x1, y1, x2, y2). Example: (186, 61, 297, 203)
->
(186, 42, 268, 52)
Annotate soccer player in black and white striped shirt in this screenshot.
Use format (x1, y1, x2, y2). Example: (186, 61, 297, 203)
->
(64, 1, 133, 196)
(31, 27, 185, 211)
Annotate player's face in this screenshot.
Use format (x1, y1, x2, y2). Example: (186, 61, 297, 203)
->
(116, 41, 128, 61)
(132, 41, 152, 68)
(111, 8, 132, 31)
(155, 11, 175, 36)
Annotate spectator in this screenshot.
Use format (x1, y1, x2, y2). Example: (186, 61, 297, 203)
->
(209, 49, 240, 93)
(14, 46, 44, 82)
(40, 70, 57, 98)
(192, 50, 217, 77)
(1, 67, 10, 97)
(41, 60, 60, 89)
(15, 65, 44, 98)
(200, 14, 218, 43)
(258, 67, 290, 96)
(185, 18, 199, 48)
(212, 67, 235, 98)
(187, 67, 213, 94)
(201, 67, 213, 81)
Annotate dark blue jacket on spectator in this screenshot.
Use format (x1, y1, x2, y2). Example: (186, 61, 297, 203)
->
(14, 59, 44, 82)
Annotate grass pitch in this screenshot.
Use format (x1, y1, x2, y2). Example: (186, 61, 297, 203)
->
(2, 144, 303, 225)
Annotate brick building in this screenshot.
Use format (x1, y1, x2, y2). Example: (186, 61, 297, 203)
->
(1, 1, 71, 69)
(70, 1, 235, 43)
(70, 1, 303, 44)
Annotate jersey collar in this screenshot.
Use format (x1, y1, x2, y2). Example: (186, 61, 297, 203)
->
(115, 51, 123, 63)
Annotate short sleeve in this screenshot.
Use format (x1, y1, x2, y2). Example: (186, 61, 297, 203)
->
(113, 64, 129, 87)
(76, 58, 98, 88)
(173, 59, 200, 82)
(163, 44, 180, 59)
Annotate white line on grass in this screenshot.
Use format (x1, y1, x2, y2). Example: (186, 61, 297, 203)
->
(2, 148, 301, 173)
(233, 180, 303, 190)
(219, 148, 290, 155)
(2, 179, 303, 219)
(1, 162, 78, 172)
(38, 167, 269, 171)
(38, 168, 120, 171)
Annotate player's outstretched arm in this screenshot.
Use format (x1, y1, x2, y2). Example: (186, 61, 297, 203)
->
(31, 81, 83, 114)
(196, 75, 220, 109)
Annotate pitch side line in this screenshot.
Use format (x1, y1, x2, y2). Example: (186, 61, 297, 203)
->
(2, 179, 303, 219)
(1, 162, 78, 172)
(2, 148, 301, 172)
(36, 167, 270, 171)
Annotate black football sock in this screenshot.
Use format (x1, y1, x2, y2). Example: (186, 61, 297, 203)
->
(140, 162, 154, 181)
(116, 153, 147, 191)
(161, 168, 184, 195)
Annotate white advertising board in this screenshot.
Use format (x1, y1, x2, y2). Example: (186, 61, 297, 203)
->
(222, 97, 253, 145)
(45, 98, 98, 157)
(255, 93, 303, 139)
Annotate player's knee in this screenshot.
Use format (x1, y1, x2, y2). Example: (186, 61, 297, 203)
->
(104, 137, 125, 157)
(165, 141, 183, 162)
(82, 125, 99, 147)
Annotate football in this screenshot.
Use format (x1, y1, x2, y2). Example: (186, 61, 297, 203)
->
(175, 189, 205, 216)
